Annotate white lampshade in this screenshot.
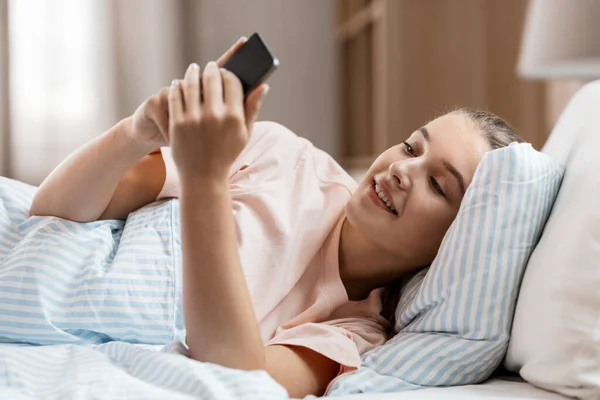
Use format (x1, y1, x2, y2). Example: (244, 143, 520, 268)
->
(519, 0, 600, 79)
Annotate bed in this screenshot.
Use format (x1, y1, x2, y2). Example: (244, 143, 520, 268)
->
(0, 156, 571, 400)
(0, 339, 568, 400)
(2, 76, 598, 399)
(317, 379, 567, 399)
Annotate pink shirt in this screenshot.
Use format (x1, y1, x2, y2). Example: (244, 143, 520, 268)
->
(158, 121, 388, 373)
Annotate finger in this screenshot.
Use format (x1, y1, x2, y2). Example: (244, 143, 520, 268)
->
(221, 69, 244, 116)
(245, 84, 269, 129)
(169, 79, 184, 123)
(155, 87, 170, 139)
(202, 61, 223, 108)
(182, 63, 201, 116)
(216, 36, 247, 67)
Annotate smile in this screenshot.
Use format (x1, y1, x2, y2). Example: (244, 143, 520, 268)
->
(369, 181, 398, 215)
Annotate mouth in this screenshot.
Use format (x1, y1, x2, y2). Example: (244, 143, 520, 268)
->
(369, 180, 398, 215)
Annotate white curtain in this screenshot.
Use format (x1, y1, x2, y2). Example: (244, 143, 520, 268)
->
(5, 0, 200, 185)
(1, 0, 339, 184)
(0, 0, 10, 177)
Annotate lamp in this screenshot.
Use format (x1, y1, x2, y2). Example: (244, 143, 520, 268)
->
(518, 0, 600, 79)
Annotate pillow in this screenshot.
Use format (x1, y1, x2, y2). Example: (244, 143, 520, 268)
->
(328, 142, 564, 395)
(0, 177, 180, 345)
(505, 81, 600, 399)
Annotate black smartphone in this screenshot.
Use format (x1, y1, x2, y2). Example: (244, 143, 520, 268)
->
(222, 33, 279, 98)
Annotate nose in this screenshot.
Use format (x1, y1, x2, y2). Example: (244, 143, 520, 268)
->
(389, 160, 412, 192)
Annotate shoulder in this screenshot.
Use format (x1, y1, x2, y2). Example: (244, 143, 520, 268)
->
(239, 122, 357, 192)
(252, 120, 298, 141)
(227, 121, 306, 178)
(245, 121, 305, 156)
(256, 122, 357, 188)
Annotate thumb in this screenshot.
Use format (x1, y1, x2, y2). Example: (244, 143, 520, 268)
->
(245, 84, 269, 130)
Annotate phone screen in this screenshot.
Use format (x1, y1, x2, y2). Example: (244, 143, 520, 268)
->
(223, 34, 278, 96)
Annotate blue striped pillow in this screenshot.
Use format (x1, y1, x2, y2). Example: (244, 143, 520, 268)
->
(0, 178, 179, 345)
(328, 143, 564, 394)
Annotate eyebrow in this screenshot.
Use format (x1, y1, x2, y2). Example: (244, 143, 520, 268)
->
(418, 126, 466, 195)
(443, 161, 466, 195)
(418, 127, 430, 141)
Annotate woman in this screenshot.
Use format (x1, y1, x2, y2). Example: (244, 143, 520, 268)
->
(30, 37, 523, 397)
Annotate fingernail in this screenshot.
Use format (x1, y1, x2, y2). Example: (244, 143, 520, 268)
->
(189, 63, 199, 70)
(171, 79, 178, 86)
(238, 36, 247, 43)
(206, 61, 217, 69)
(262, 85, 270, 98)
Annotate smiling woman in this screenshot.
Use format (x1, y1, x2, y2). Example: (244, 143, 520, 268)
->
(376, 107, 525, 323)
(342, 109, 521, 293)
(27, 37, 525, 395)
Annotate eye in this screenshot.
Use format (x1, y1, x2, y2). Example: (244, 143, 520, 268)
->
(403, 141, 415, 156)
(430, 177, 446, 197)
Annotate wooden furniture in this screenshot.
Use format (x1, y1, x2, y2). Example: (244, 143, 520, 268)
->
(337, 0, 547, 171)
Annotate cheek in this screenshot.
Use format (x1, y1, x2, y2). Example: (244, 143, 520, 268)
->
(396, 195, 457, 248)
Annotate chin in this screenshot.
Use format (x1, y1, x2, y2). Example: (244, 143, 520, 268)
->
(345, 193, 393, 248)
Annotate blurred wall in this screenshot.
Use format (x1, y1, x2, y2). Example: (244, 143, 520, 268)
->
(545, 80, 585, 132)
(195, 0, 339, 157)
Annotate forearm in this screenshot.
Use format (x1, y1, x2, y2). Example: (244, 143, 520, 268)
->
(30, 117, 152, 222)
(180, 176, 264, 371)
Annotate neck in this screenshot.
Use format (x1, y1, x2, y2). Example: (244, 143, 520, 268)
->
(337, 216, 414, 301)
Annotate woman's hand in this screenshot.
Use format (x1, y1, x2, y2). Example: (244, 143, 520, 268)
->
(168, 61, 268, 180)
(128, 87, 171, 153)
(127, 36, 260, 154)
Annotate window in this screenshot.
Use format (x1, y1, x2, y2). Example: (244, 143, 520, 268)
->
(8, 0, 108, 184)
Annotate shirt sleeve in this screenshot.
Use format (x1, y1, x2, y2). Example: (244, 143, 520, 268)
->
(157, 147, 179, 199)
(266, 289, 390, 375)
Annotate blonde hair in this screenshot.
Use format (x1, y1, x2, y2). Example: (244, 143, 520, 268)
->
(456, 108, 524, 149)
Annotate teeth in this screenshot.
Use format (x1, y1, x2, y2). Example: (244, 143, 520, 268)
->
(378, 192, 389, 202)
(375, 184, 387, 200)
(374, 183, 397, 213)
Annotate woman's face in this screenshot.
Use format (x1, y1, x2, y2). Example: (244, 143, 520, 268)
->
(345, 112, 492, 267)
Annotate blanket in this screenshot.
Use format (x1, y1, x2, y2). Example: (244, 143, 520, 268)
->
(0, 342, 286, 399)
(0, 177, 287, 399)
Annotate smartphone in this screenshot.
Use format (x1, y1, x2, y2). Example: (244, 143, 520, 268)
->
(222, 33, 279, 98)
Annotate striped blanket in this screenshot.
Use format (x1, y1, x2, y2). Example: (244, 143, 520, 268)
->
(0, 342, 286, 399)
(0, 178, 286, 399)
(0, 177, 180, 345)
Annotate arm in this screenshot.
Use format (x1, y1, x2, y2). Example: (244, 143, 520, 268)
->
(30, 37, 250, 222)
(29, 117, 163, 221)
(179, 177, 264, 368)
(170, 60, 336, 396)
(179, 166, 338, 396)
(99, 149, 165, 220)
(265, 345, 339, 397)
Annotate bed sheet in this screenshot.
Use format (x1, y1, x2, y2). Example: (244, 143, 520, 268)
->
(317, 378, 568, 400)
